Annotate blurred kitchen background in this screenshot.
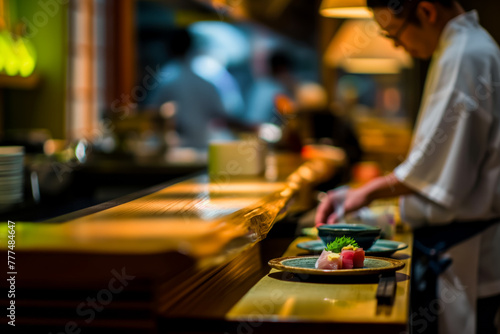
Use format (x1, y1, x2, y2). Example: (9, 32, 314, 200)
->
(1, 0, 499, 221)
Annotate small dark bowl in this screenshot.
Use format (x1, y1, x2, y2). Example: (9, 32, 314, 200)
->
(317, 223, 381, 250)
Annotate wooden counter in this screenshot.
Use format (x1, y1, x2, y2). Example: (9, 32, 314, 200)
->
(9, 154, 332, 259)
(1, 153, 341, 333)
(3, 149, 413, 333)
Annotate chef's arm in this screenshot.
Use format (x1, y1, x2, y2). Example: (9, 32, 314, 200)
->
(316, 173, 416, 225)
(343, 173, 415, 215)
(365, 173, 415, 201)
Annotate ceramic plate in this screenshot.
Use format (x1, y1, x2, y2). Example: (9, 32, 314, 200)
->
(296, 239, 408, 257)
(269, 256, 405, 276)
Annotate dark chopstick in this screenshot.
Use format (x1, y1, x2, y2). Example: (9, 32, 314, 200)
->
(376, 273, 396, 306)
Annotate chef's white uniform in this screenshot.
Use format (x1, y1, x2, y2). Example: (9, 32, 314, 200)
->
(393, 11, 500, 334)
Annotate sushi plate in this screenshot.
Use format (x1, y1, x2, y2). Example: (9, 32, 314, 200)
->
(269, 256, 405, 276)
(296, 239, 408, 257)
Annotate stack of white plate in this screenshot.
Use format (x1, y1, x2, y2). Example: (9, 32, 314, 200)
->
(0, 146, 25, 209)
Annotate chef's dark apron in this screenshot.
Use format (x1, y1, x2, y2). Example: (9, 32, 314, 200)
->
(411, 218, 500, 334)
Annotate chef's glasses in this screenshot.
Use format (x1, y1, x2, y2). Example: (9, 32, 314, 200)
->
(379, 13, 412, 46)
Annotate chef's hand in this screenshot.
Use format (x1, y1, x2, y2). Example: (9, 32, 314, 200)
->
(314, 190, 338, 228)
(315, 174, 414, 227)
(314, 187, 371, 227)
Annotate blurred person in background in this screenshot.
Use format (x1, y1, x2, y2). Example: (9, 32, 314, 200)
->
(281, 83, 362, 188)
(295, 83, 362, 166)
(316, 1, 500, 333)
(245, 50, 298, 126)
(146, 29, 236, 150)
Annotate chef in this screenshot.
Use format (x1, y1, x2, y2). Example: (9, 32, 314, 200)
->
(315, 1, 500, 333)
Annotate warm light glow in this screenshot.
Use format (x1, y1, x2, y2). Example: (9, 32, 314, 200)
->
(296, 82, 328, 110)
(301, 144, 346, 164)
(160, 101, 177, 119)
(320, 7, 372, 18)
(339, 58, 401, 74)
(208, 182, 284, 194)
(297, 165, 314, 181)
(43, 140, 57, 156)
(320, 0, 372, 18)
(209, 0, 248, 20)
(323, 19, 412, 74)
(274, 94, 296, 115)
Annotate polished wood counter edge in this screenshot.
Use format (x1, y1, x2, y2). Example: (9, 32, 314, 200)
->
(5, 154, 340, 261)
(226, 232, 413, 326)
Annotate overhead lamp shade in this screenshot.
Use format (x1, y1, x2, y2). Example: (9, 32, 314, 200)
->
(324, 19, 412, 74)
(320, 0, 372, 18)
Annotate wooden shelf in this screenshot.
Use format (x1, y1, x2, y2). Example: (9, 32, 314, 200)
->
(0, 72, 40, 89)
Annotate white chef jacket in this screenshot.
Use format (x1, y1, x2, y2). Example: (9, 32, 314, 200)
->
(393, 11, 500, 334)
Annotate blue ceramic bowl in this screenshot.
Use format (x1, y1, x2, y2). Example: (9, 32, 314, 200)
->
(317, 224, 381, 250)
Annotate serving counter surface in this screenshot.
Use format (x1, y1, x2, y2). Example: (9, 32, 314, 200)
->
(10, 154, 330, 259)
(1, 153, 348, 332)
(226, 233, 412, 333)
(1, 151, 411, 333)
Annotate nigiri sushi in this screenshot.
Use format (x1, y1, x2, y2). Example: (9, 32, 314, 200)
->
(340, 248, 355, 269)
(353, 248, 365, 268)
(316, 236, 363, 270)
(315, 250, 342, 269)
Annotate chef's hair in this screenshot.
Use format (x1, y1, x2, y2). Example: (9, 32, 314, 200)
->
(367, 0, 455, 18)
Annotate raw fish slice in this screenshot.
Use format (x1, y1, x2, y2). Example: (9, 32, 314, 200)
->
(341, 249, 354, 269)
(315, 250, 342, 269)
(315, 250, 331, 269)
(353, 248, 365, 268)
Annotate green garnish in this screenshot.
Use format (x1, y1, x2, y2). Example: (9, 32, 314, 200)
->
(325, 236, 358, 253)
